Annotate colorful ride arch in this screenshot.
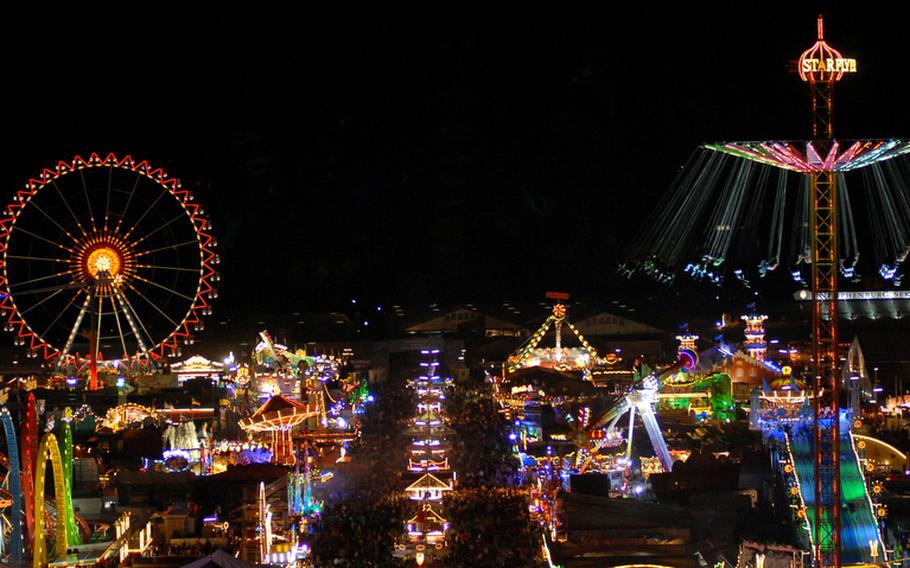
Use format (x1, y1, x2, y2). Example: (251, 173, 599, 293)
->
(21, 392, 37, 552)
(59, 421, 81, 546)
(33, 433, 68, 568)
(0, 407, 22, 566)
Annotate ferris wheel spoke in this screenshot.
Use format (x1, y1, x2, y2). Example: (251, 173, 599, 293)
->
(103, 166, 113, 232)
(5, 255, 69, 264)
(135, 264, 201, 273)
(8, 269, 75, 290)
(10, 225, 75, 254)
(94, 294, 104, 360)
(114, 286, 156, 354)
(121, 184, 170, 241)
(109, 292, 130, 358)
(50, 180, 89, 238)
(19, 288, 64, 316)
(41, 290, 83, 340)
(130, 212, 193, 248)
(78, 170, 97, 233)
(132, 239, 201, 258)
(56, 291, 93, 366)
(114, 174, 142, 234)
(131, 274, 196, 302)
(123, 282, 181, 327)
(25, 201, 80, 244)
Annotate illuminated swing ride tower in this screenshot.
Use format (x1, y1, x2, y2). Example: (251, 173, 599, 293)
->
(799, 17, 856, 567)
(622, 14, 896, 566)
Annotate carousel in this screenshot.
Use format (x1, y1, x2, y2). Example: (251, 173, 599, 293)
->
(239, 395, 318, 465)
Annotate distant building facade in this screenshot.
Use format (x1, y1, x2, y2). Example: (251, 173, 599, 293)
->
(574, 311, 665, 337)
(404, 307, 527, 337)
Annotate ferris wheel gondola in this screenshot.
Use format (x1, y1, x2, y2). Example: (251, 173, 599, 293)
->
(0, 153, 217, 377)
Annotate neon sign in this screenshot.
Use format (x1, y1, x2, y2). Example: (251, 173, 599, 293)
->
(801, 57, 856, 75)
(798, 15, 856, 83)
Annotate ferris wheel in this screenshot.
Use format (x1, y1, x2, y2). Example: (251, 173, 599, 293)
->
(0, 153, 218, 374)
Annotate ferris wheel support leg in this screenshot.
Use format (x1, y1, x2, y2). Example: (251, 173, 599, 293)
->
(113, 287, 150, 359)
(89, 357, 98, 390)
(89, 293, 103, 390)
(56, 292, 93, 370)
(110, 292, 130, 363)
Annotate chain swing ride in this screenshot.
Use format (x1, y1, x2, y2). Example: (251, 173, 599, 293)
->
(621, 16, 906, 567)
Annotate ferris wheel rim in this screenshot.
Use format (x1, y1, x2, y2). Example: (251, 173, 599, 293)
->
(0, 152, 216, 365)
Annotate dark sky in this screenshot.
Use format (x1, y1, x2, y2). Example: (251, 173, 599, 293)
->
(4, 3, 909, 318)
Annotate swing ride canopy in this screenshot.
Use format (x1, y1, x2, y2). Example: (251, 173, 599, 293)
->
(623, 137, 910, 287)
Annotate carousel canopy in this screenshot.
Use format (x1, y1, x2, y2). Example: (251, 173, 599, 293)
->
(239, 394, 317, 432)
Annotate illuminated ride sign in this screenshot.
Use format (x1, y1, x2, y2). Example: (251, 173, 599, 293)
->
(798, 15, 857, 83)
(801, 57, 856, 76)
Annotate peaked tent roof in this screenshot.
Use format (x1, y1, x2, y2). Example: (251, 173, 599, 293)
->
(239, 394, 317, 431)
(413, 410, 443, 423)
(249, 394, 309, 418)
(407, 503, 448, 524)
(405, 473, 452, 492)
(180, 550, 255, 568)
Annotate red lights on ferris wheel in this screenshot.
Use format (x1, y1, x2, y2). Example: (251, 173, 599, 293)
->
(0, 153, 217, 368)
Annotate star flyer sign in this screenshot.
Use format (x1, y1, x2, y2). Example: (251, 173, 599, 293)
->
(801, 56, 856, 76)
(798, 16, 857, 83)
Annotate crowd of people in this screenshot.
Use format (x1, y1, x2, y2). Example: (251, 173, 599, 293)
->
(310, 497, 409, 568)
(445, 378, 519, 487)
(328, 378, 416, 500)
(443, 486, 543, 568)
(309, 378, 414, 566)
(309, 368, 543, 567)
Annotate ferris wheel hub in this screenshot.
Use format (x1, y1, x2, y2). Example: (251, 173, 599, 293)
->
(73, 236, 134, 293)
(86, 247, 121, 279)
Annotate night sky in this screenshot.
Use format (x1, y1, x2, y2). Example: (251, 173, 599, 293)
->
(5, 3, 910, 319)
